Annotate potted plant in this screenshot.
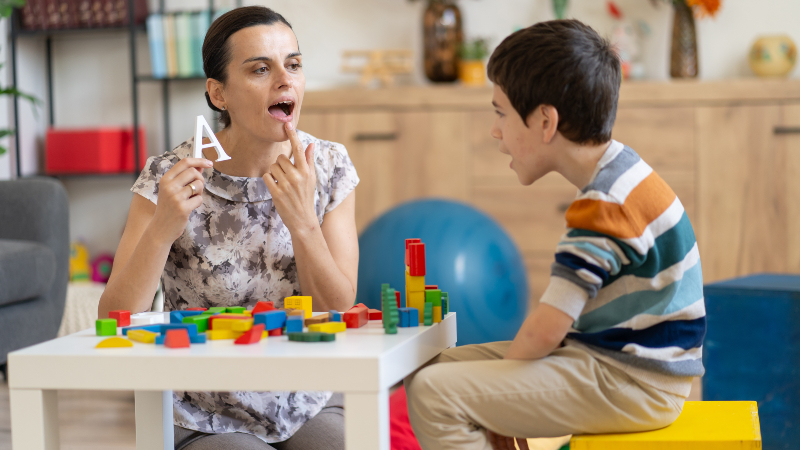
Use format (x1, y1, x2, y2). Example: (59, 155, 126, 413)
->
(458, 37, 488, 87)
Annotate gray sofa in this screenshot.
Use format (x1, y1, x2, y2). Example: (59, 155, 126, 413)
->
(0, 178, 69, 373)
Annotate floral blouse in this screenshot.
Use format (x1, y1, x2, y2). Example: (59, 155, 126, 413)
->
(130, 131, 359, 443)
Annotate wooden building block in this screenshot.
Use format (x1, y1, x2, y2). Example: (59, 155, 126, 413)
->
(287, 309, 304, 317)
(570, 401, 761, 450)
(286, 316, 304, 333)
(208, 315, 250, 330)
(164, 329, 191, 348)
(408, 243, 426, 276)
(96, 319, 117, 336)
(127, 329, 158, 343)
(268, 328, 282, 337)
(206, 329, 241, 340)
(234, 324, 265, 345)
(284, 296, 313, 318)
(95, 337, 133, 348)
(254, 310, 287, 330)
(288, 332, 336, 342)
(226, 306, 246, 314)
(425, 289, 442, 307)
(344, 303, 369, 328)
(252, 301, 275, 315)
(406, 273, 425, 293)
(423, 303, 433, 326)
(206, 307, 227, 314)
(182, 315, 209, 333)
(304, 314, 330, 327)
(121, 324, 161, 336)
(231, 320, 254, 332)
(407, 292, 426, 322)
(369, 309, 383, 320)
(308, 322, 346, 334)
(186, 307, 207, 311)
(108, 310, 131, 327)
(405, 238, 421, 266)
(433, 306, 442, 323)
(159, 323, 199, 337)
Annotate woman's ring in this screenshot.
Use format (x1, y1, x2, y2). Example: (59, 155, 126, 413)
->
(189, 183, 197, 197)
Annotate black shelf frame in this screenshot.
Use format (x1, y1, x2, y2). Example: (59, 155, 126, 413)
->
(9, 0, 239, 179)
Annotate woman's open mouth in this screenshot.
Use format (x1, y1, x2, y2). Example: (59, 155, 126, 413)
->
(267, 100, 295, 122)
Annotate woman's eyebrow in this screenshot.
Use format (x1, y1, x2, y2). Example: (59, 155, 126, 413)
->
(242, 52, 302, 65)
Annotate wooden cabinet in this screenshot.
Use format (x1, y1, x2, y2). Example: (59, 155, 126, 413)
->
(301, 80, 800, 300)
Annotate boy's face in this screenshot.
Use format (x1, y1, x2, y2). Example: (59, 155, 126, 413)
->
(490, 85, 556, 186)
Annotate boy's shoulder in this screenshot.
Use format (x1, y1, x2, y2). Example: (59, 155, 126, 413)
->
(580, 141, 653, 203)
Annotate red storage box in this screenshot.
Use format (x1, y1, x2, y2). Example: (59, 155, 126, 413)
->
(46, 127, 147, 175)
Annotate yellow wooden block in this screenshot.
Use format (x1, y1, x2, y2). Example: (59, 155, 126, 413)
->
(284, 296, 312, 318)
(308, 322, 346, 334)
(570, 401, 761, 450)
(214, 318, 253, 331)
(406, 274, 425, 293)
(127, 329, 158, 344)
(206, 329, 242, 340)
(433, 306, 441, 323)
(95, 337, 133, 348)
(407, 291, 426, 322)
(231, 320, 254, 332)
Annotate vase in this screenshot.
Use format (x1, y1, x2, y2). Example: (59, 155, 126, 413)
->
(458, 60, 486, 86)
(670, 2, 698, 78)
(423, 0, 463, 83)
(749, 35, 797, 77)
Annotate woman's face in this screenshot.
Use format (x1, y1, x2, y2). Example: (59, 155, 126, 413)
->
(220, 24, 305, 142)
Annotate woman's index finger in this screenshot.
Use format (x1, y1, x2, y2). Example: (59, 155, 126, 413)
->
(285, 122, 307, 168)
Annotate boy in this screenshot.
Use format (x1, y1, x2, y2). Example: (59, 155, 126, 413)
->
(405, 20, 705, 450)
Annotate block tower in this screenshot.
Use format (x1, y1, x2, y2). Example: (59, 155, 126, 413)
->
(381, 284, 399, 334)
(405, 239, 426, 323)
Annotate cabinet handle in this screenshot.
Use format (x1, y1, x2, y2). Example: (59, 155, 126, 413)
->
(353, 133, 398, 141)
(774, 126, 800, 135)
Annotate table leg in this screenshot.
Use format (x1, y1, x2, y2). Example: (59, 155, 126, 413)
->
(10, 388, 60, 450)
(135, 390, 174, 450)
(344, 390, 389, 450)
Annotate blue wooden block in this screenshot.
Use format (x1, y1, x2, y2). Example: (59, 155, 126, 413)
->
(704, 274, 800, 450)
(398, 307, 412, 327)
(286, 316, 303, 333)
(169, 310, 205, 323)
(329, 310, 342, 322)
(407, 308, 419, 327)
(121, 324, 162, 336)
(253, 310, 287, 330)
(190, 333, 206, 344)
(159, 323, 198, 337)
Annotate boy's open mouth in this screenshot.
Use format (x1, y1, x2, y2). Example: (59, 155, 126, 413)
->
(268, 100, 295, 121)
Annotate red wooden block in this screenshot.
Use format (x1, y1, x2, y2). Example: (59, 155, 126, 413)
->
(46, 128, 147, 174)
(208, 314, 251, 330)
(369, 309, 383, 320)
(425, 285, 439, 290)
(252, 301, 275, 315)
(234, 324, 265, 345)
(344, 303, 369, 328)
(405, 238, 421, 266)
(408, 243, 426, 276)
(395, 291, 402, 308)
(108, 310, 131, 327)
(164, 329, 190, 348)
(186, 307, 207, 311)
(268, 328, 282, 337)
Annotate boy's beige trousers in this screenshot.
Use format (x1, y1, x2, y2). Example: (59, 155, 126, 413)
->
(405, 341, 690, 450)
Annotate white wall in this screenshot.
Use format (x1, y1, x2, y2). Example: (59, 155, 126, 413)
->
(4, 0, 799, 253)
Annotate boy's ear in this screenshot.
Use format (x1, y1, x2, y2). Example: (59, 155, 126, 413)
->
(540, 105, 560, 144)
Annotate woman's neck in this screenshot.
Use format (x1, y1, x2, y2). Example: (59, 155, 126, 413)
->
(203, 125, 291, 178)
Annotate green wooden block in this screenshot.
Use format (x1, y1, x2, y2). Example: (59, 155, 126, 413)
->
(183, 315, 209, 333)
(288, 332, 335, 342)
(384, 325, 397, 334)
(207, 307, 226, 314)
(96, 319, 117, 336)
(442, 292, 449, 315)
(423, 303, 433, 326)
(425, 289, 442, 307)
(226, 306, 245, 314)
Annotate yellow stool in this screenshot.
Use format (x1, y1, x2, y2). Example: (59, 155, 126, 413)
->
(570, 401, 761, 450)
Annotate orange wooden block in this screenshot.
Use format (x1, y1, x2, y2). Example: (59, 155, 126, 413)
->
(164, 329, 190, 348)
(234, 324, 265, 345)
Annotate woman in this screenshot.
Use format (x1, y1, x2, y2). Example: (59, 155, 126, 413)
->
(98, 7, 358, 449)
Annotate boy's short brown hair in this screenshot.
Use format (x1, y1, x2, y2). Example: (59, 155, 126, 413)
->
(487, 20, 621, 145)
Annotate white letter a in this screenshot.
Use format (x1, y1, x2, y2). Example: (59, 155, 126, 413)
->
(193, 115, 231, 161)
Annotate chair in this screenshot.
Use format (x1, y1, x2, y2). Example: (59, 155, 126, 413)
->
(0, 178, 69, 373)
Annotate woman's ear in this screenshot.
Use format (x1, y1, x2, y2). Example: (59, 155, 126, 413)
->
(540, 105, 559, 144)
(206, 79, 226, 111)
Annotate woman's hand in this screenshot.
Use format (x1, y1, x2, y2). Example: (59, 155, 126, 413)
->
(264, 122, 318, 234)
(149, 158, 212, 243)
(487, 430, 529, 450)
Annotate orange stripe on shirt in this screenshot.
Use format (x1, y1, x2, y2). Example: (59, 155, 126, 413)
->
(566, 172, 677, 239)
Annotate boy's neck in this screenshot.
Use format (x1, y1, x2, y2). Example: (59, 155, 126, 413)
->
(552, 138, 613, 191)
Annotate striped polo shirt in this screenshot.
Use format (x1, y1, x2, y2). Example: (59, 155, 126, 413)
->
(540, 140, 706, 380)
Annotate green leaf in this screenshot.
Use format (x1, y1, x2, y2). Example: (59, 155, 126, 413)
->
(0, 146, 5, 156)
(0, 129, 14, 139)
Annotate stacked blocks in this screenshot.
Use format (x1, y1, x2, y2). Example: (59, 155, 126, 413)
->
(344, 303, 369, 328)
(170, 310, 205, 324)
(251, 301, 275, 314)
(284, 296, 312, 318)
(288, 332, 336, 342)
(108, 310, 131, 327)
(286, 316, 304, 333)
(164, 329, 191, 348)
(96, 319, 117, 336)
(399, 308, 419, 327)
(253, 310, 287, 331)
(405, 239, 427, 323)
(182, 315, 210, 333)
(442, 292, 449, 316)
(396, 291, 402, 308)
(382, 284, 399, 334)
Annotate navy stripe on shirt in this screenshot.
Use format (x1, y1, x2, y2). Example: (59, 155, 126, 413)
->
(567, 316, 706, 351)
(555, 252, 610, 284)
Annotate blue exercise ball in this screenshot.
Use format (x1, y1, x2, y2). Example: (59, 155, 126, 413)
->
(356, 199, 529, 346)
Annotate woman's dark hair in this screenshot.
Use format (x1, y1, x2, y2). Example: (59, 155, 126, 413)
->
(203, 6, 293, 128)
(487, 20, 621, 145)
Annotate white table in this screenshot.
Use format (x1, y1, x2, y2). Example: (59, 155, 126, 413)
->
(9, 312, 457, 450)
